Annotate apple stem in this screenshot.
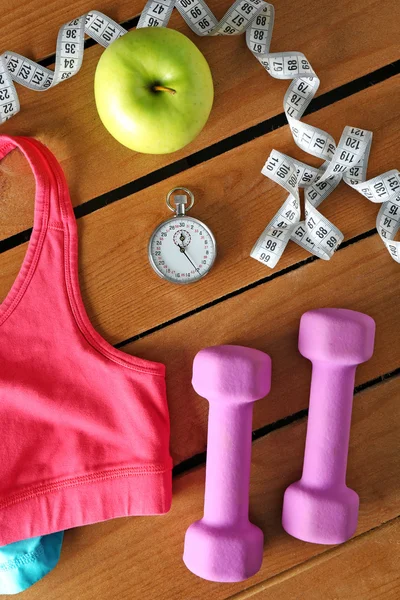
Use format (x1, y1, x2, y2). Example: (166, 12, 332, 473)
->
(152, 85, 176, 95)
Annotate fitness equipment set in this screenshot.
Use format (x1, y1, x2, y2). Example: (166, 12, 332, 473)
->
(183, 307, 376, 583)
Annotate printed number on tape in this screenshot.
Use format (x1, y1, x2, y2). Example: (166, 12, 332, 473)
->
(0, 1, 398, 264)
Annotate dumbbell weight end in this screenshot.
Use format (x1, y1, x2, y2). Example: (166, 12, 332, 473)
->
(183, 345, 271, 582)
(282, 308, 375, 545)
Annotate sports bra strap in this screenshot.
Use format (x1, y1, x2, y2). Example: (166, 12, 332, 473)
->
(0, 135, 74, 230)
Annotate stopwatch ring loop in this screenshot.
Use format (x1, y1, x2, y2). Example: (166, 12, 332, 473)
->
(166, 187, 194, 212)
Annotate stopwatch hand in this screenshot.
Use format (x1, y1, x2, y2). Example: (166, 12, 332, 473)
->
(179, 245, 201, 274)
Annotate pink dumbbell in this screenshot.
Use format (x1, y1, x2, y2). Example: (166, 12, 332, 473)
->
(183, 345, 272, 582)
(282, 308, 376, 545)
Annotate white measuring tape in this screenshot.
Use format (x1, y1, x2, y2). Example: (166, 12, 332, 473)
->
(0, 12, 126, 118)
(251, 129, 400, 266)
(0, 1, 398, 264)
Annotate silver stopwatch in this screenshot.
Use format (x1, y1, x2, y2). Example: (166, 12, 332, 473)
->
(148, 188, 217, 284)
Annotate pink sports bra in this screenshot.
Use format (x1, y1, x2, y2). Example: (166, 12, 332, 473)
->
(0, 135, 172, 545)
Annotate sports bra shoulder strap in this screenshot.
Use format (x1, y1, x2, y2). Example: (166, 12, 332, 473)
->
(0, 135, 74, 229)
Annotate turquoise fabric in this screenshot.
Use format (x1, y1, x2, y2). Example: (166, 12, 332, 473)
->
(0, 532, 64, 594)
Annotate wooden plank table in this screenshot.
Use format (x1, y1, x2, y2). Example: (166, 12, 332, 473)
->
(0, 1, 399, 598)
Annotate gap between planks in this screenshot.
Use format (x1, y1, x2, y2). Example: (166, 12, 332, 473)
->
(3, 76, 399, 346)
(1, 60, 399, 256)
(116, 226, 379, 348)
(225, 515, 400, 600)
(173, 368, 400, 477)
(22, 374, 398, 600)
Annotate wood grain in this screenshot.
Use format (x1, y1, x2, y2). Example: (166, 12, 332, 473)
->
(3, 375, 398, 600)
(5, 0, 399, 65)
(1, 0, 238, 59)
(3, 229, 398, 469)
(1, 4, 398, 598)
(129, 235, 400, 465)
(3, 1, 400, 67)
(228, 518, 400, 600)
(1, 77, 398, 338)
(0, 0, 398, 231)
(0, 1, 141, 60)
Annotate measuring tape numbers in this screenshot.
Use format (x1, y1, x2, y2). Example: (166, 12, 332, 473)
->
(0, 11, 126, 122)
(251, 127, 400, 266)
(0, 1, 398, 264)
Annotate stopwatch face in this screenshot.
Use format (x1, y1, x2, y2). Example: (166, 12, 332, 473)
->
(148, 216, 216, 284)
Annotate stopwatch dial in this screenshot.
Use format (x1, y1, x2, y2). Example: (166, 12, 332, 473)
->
(173, 229, 191, 248)
(149, 217, 216, 284)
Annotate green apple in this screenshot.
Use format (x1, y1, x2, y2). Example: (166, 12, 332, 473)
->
(94, 27, 214, 154)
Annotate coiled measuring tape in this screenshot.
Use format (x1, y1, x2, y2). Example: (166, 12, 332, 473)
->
(251, 128, 400, 266)
(0, 1, 398, 264)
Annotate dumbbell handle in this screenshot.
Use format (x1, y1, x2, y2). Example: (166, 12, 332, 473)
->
(302, 363, 357, 488)
(203, 402, 253, 526)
